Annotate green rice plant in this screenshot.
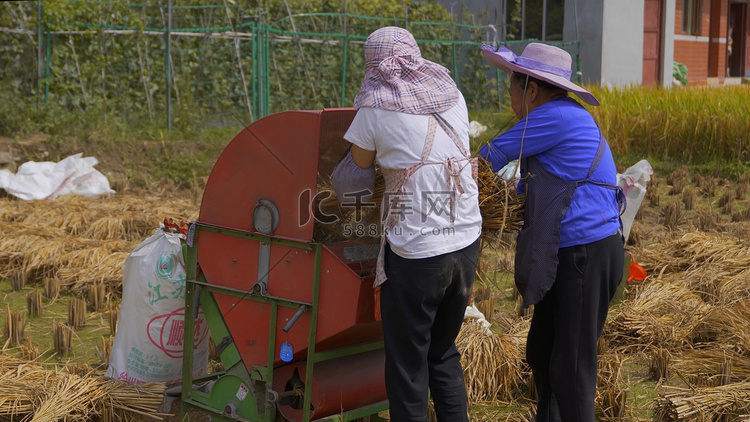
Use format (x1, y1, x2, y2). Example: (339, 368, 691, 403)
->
(587, 85, 750, 164)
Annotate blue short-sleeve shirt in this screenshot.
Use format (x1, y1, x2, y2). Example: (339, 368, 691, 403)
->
(479, 97, 620, 248)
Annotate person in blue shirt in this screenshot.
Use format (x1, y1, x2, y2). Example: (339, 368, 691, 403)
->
(479, 43, 624, 422)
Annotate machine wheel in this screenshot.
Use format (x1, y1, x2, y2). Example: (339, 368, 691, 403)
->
(207, 374, 259, 420)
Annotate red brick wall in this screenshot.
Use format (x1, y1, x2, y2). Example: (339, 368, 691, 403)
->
(673, 0, 714, 85)
(745, 5, 750, 77)
(708, 0, 728, 79)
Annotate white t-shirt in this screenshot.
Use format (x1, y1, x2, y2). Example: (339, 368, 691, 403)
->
(344, 94, 482, 259)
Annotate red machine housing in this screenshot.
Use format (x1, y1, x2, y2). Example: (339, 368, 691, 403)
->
(196, 109, 384, 421)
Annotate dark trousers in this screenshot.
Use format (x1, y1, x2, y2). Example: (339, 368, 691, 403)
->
(526, 233, 623, 422)
(380, 239, 480, 422)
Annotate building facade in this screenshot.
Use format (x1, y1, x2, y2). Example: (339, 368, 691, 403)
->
(564, 0, 748, 86)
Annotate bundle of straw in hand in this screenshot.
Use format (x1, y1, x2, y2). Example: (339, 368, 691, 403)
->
(313, 156, 524, 243)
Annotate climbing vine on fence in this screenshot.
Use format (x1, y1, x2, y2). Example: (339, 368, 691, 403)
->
(0, 0, 578, 136)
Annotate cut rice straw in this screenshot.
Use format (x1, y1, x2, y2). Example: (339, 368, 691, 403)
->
(0, 353, 169, 421)
(653, 381, 750, 421)
(456, 320, 526, 403)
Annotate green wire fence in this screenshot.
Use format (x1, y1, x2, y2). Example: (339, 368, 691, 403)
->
(0, 0, 581, 131)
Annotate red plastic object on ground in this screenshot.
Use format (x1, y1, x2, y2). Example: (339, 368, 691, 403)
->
(626, 251, 647, 282)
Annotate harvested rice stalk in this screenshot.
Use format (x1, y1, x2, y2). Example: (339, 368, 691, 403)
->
(633, 231, 750, 276)
(98, 336, 113, 366)
(0, 352, 169, 421)
(109, 303, 119, 336)
(662, 202, 682, 229)
(668, 177, 686, 196)
(473, 286, 494, 325)
(20, 337, 39, 361)
(43, 277, 60, 301)
(648, 348, 670, 382)
(681, 189, 694, 211)
(701, 176, 718, 197)
(654, 382, 750, 421)
(313, 157, 524, 243)
(83, 213, 155, 242)
(476, 157, 524, 238)
(672, 348, 750, 383)
(516, 296, 531, 318)
(58, 251, 130, 295)
(690, 300, 750, 355)
(26, 290, 43, 317)
(647, 181, 661, 206)
(737, 178, 748, 200)
(597, 336, 608, 356)
(604, 282, 711, 351)
(456, 320, 526, 402)
(3, 306, 25, 347)
(87, 282, 107, 312)
(68, 297, 87, 329)
(9, 269, 25, 291)
(666, 166, 687, 186)
(719, 191, 735, 215)
(596, 355, 627, 421)
(53, 322, 72, 357)
(732, 207, 750, 222)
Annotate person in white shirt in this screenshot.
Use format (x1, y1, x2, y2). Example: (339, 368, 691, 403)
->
(332, 26, 482, 422)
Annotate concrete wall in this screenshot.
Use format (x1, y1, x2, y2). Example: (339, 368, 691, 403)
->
(563, 0, 604, 84)
(601, 0, 645, 86)
(564, 0, 646, 87)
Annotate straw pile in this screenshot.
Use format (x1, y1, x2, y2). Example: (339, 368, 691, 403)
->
(633, 232, 750, 278)
(4, 306, 25, 348)
(690, 300, 750, 355)
(604, 281, 711, 351)
(456, 319, 527, 403)
(654, 382, 750, 421)
(0, 352, 169, 420)
(0, 193, 198, 299)
(672, 348, 750, 386)
(602, 227, 750, 419)
(596, 355, 627, 421)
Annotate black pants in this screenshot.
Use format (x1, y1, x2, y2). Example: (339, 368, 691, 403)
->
(526, 233, 623, 422)
(380, 239, 480, 422)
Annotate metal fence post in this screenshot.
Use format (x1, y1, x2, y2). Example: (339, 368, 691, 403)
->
(451, 10, 458, 87)
(166, 0, 172, 132)
(252, 22, 258, 119)
(340, 2, 348, 108)
(37, 0, 43, 108)
(45, 29, 50, 104)
(263, 24, 270, 116)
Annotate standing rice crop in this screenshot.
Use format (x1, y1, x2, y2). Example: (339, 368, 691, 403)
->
(589, 85, 750, 164)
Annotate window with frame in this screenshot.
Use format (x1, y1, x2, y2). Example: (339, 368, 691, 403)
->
(682, 0, 703, 35)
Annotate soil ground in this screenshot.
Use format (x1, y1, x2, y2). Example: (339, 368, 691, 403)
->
(2, 132, 749, 421)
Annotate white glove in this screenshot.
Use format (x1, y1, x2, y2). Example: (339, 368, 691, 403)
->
(497, 160, 520, 181)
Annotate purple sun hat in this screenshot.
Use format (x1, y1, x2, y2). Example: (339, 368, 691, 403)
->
(481, 43, 599, 106)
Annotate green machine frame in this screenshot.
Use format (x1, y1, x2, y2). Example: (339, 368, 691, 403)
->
(180, 222, 388, 422)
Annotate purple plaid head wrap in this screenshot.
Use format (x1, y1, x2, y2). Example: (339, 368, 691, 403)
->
(353, 27, 460, 115)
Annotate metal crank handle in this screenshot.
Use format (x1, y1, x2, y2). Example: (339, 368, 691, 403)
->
(282, 305, 306, 333)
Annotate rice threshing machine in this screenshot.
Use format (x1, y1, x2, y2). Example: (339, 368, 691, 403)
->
(180, 109, 388, 422)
